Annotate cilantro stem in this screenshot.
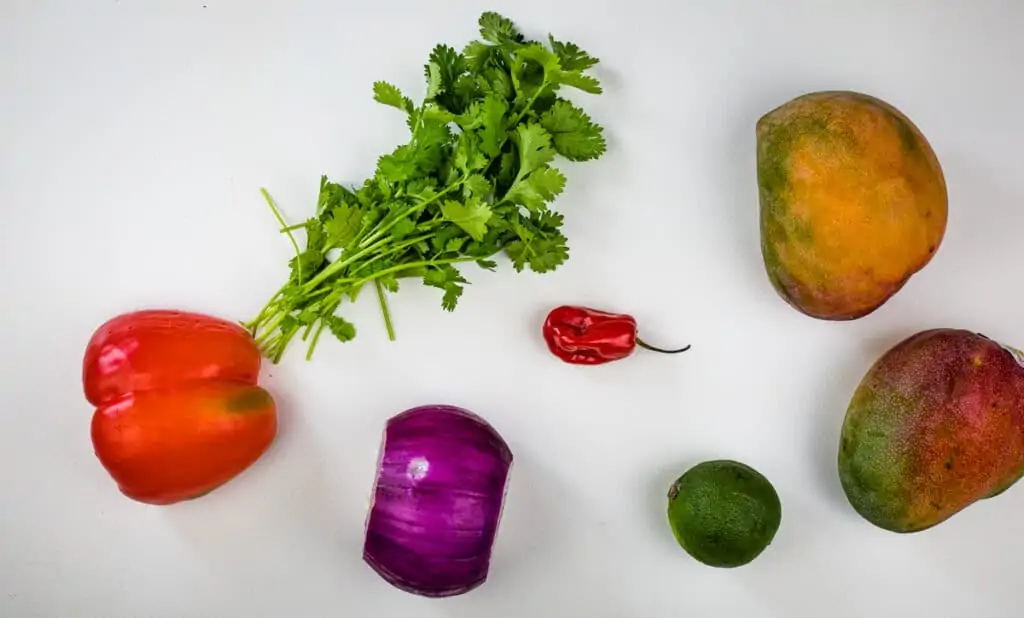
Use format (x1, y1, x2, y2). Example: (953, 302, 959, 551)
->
(306, 321, 327, 361)
(350, 232, 436, 276)
(351, 255, 481, 289)
(375, 280, 396, 341)
(297, 236, 391, 292)
(510, 79, 551, 127)
(255, 312, 289, 347)
(358, 179, 466, 249)
(261, 188, 305, 284)
(306, 298, 340, 360)
(245, 279, 292, 334)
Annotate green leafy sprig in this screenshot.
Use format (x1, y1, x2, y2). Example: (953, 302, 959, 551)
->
(245, 12, 607, 362)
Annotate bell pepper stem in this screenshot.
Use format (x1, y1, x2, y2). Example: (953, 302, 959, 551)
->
(635, 337, 691, 355)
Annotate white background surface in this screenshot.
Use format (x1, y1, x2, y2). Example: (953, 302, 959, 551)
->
(2, 1, 1023, 616)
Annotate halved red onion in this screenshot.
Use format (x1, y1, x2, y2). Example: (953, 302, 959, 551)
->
(363, 404, 514, 597)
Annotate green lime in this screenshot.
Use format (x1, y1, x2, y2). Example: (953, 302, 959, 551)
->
(666, 459, 782, 568)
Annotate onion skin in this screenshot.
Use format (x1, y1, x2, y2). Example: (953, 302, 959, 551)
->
(363, 404, 513, 598)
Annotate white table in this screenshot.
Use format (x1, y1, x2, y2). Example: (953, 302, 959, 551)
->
(2, 1, 1022, 616)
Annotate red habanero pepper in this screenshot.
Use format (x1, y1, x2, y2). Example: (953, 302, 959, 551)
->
(542, 305, 691, 365)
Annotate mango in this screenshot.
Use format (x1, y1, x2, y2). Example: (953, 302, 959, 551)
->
(756, 90, 948, 320)
(838, 329, 1024, 532)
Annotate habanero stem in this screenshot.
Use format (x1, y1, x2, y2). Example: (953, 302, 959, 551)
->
(635, 339, 692, 355)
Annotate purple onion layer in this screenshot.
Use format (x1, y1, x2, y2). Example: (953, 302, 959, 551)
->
(363, 404, 514, 598)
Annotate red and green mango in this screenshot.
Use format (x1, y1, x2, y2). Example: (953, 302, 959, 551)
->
(838, 329, 1024, 532)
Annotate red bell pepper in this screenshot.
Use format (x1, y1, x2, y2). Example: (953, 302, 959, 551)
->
(83, 309, 278, 505)
(542, 305, 690, 365)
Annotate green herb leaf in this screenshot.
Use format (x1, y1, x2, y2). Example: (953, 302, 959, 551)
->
(463, 174, 492, 199)
(379, 273, 399, 293)
(423, 264, 469, 311)
(326, 316, 357, 342)
(539, 99, 606, 161)
(425, 63, 442, 99)
(548, 36, 599, 71)
(441, 198, 493, 241)
(556, 71, 602, 94)
(463, 40, 494, 72)
(373, 81, 413, 113)
(479, 11, 521, 45)
(428, 44, 467, 100)
(504, 165, 566, 211)
(511, 122, 556, 181)
(505, 232, 569, 273)
(377, 146, 417, 184)
(390, 217, 417, 240)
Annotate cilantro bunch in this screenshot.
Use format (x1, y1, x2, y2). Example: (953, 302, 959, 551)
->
(245, 12, 607, 362)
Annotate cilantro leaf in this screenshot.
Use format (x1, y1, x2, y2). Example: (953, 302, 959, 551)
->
(479, 12, 522, 45)
(286, 218, 328, 282)
(406, 178, 438, 201)
(441, 198, 492, 241)
(463, 174, 492, 200)
(376, 145, 417, 184)
(421, 104, 455, 123)
(463, 40, 495, 72)
(539, 99, 607, 161)
(459, 94, 509, 158)
(451, 131, 488, 174)
(429, 45, 466, 91)
(423, 264, 469, 311)
(477, 67, 513, 99)
(324, 202, 364, 247)
(390, 217, 417, 241)
(548, 36, 599, 71)
(411, 118, 450, 174)
(504, 165, 566, 211)
(379, 273, 399, 293)
(511, 43, 560, 98)
(325, 316, 357, 342)
(442, 284, 464, 311)
(533, 209, 565, 233)
(445, 237, 467, 254)
(425, 62, 442, 99)
(495, 150, 518, 195)
(511, 122, 556, 181)
(430, 224, 464, 253)
(505, 232, 569, 273)
(477, 95, 509, 157)
(515, 43, 560, 72)
(556, 71, 602, 94)
(373, 81, 413, 113)
(317, 176, 357, 219)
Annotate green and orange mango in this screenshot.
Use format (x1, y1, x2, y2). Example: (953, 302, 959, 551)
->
(756, 90, 948, 320)
(838, 329, 1024, 532)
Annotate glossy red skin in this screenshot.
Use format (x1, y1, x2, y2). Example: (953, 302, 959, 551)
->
(543, 305, 638, 365)
(83, 309, 277, 505)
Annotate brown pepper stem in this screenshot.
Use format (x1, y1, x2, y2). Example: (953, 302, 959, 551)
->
(635, 337, 691, 355)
